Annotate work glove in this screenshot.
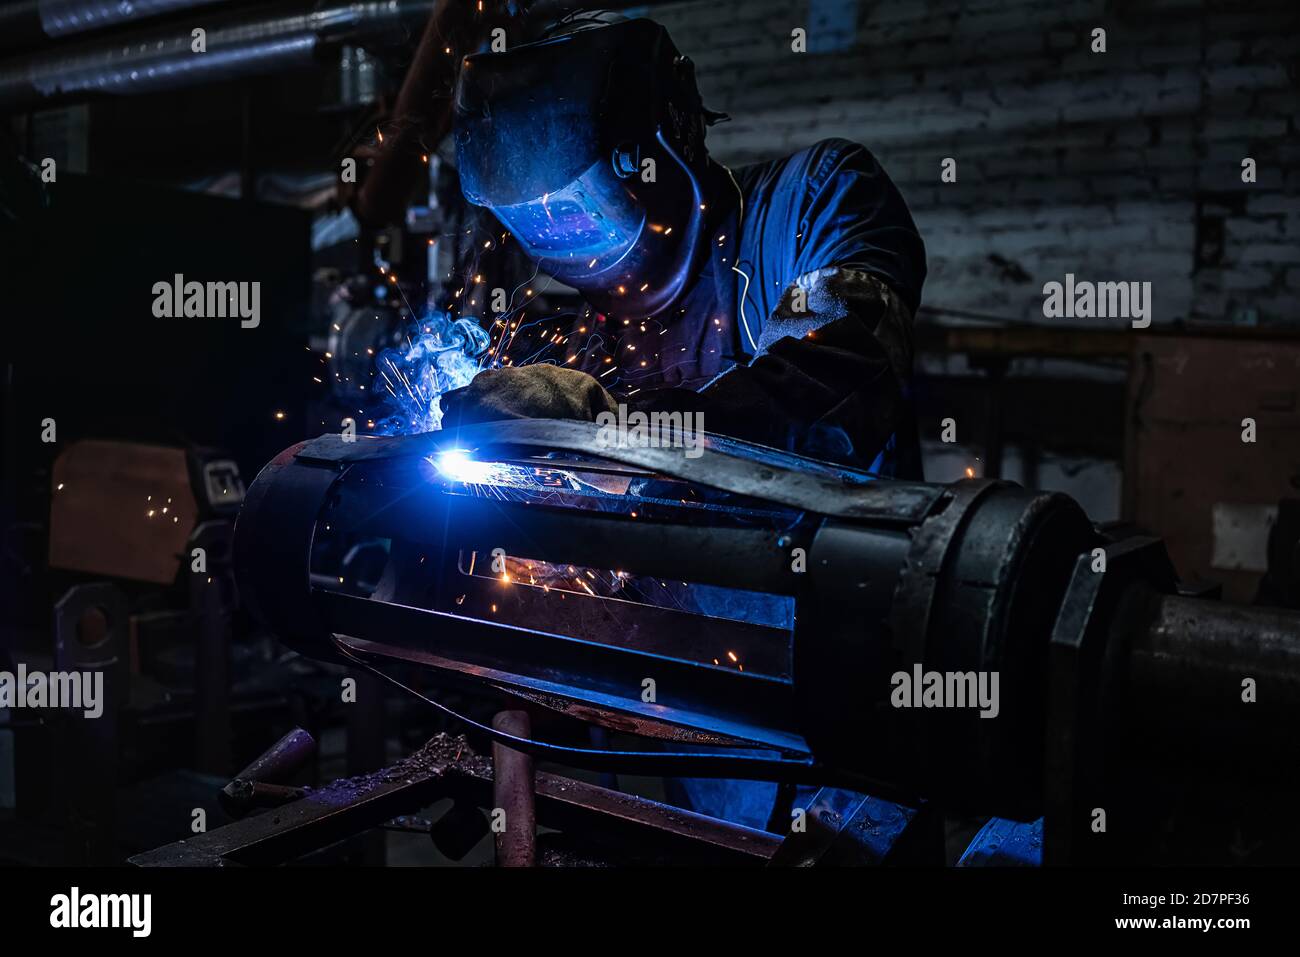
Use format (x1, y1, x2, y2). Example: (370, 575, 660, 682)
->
(440, 364, 618, 427)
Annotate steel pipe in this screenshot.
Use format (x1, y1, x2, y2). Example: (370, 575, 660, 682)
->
(0, 0, 431, 110)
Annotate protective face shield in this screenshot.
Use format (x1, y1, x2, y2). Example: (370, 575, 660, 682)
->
(454, 19, 716, 318)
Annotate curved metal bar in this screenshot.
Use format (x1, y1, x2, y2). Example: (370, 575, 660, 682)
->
(293, 418, 945, 523)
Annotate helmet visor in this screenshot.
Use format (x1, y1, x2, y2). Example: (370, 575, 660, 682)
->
(492, 160, 645, 276)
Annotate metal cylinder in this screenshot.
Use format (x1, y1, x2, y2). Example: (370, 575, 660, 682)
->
(1123, 592, 1300, 788)
(234, 422, 1300, 818)
(795, 482, 1098, 818)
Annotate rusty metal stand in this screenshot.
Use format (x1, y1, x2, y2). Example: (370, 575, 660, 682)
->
(130, 734, 783, 867)
(491, 710, 536, 867)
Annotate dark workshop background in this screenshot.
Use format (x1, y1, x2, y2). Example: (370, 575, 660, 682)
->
(0, 0, 1297, 864)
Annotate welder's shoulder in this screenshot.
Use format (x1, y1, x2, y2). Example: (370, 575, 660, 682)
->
(791, 138, 926, 313)
(733, 138, 926, 311)
(802, 139, 920, 215)
(736, 138, 904, 224)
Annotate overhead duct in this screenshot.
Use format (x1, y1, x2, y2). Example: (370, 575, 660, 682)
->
(0, 1, 238, 52)
(0, 0, 432, 111)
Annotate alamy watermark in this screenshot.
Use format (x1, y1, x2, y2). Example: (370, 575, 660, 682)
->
(1042, 273, 1151, 328)
(594, 405, 704, 459)
(152, 274, 260, 328)
(890, 665, 1000, 719)
(50, 887, 151, 937)
(0, 665, 104, 718)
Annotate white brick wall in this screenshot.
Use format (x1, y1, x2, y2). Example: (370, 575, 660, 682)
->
(644, 0, 1300, 324)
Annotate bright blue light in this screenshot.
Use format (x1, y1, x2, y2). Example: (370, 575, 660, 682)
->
(431, 450, 606, 495)
(435, 448, 496, 484)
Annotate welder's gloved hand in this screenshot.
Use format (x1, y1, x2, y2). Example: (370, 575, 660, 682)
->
(440, 365, 618, 427)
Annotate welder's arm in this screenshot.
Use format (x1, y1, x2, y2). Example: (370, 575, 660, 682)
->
(630, 268, 914, 470)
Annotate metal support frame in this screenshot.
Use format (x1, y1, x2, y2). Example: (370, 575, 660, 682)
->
(131, 734, 784, 867)
(492, 710, 536, 867)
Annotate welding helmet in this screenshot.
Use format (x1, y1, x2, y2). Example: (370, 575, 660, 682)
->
(454, 17, 720, 318)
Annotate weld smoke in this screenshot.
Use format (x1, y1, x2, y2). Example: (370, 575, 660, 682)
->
(373, 309, 490, 435)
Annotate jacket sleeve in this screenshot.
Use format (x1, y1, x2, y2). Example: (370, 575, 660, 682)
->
(628, 268, 918, 472)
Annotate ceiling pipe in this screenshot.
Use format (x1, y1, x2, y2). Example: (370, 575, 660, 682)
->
(0, 1, 244, 53)
(0, 0, 433, 112)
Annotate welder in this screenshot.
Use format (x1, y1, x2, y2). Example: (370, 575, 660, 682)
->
(411, 10, 928, 830)
(442, 11, 927, 479)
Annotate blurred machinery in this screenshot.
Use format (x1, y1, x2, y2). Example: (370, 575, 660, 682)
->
(49, 438, 245, 771)
(4, 439, 244, 862)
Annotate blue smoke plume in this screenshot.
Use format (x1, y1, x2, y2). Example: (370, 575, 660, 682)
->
(373, 309, 490, 434)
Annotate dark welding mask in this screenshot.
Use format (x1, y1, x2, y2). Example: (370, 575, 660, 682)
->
(455, 18, 717, 318)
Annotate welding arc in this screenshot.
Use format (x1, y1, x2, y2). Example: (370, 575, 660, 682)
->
(330, 638, 839, 785)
